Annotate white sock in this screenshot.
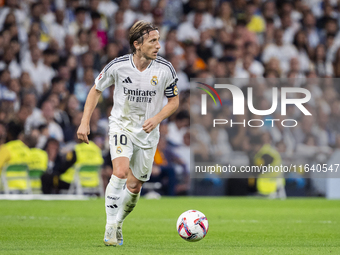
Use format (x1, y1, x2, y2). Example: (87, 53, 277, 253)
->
(105, 175, 126, 226)
(116, 187, 140, 224)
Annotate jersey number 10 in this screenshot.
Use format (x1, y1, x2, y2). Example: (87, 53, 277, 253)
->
(113, 134, 127, 146)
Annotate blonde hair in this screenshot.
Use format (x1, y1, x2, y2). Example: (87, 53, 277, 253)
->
(129, 20, 158, 53)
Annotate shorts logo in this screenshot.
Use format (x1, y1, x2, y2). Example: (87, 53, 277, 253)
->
(116, 146, 123, 154)
(140, 174, 147, 179)
(151, 76, 158, 86)
(174, 85, 178, 96)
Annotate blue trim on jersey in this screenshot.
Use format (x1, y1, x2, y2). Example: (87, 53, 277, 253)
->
(157, 56, 176, 74)
(147, 60, 154, 68)
(104, 56, 129, 72)
(155, 58, 176, 79)
(130, 54, 136, 68)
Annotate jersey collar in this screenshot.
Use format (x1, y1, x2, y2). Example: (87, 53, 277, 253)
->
(130, 54, 154, 70)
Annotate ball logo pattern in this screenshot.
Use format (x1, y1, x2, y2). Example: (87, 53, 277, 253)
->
(176, 210, 209, 242)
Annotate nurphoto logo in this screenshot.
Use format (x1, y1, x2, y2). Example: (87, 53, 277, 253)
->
(197, 82, 312, 128)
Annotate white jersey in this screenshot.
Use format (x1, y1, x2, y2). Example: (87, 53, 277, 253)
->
(95, 54, 178, 148)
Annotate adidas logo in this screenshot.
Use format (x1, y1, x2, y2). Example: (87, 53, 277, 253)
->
(140, 174, 147, 179)
(122, 77, 132, 83)
(106, 204, 118, 209)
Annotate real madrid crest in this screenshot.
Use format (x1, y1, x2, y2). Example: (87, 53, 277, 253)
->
(174, 85, 178, 96)
(150, 76, 158, 86)
(116, 146, 122, 154)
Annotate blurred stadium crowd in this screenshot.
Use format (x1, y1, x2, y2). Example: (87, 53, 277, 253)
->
(1, 0, 340, 196)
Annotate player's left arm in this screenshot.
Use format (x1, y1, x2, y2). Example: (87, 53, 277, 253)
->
(142, 95, 179, 133)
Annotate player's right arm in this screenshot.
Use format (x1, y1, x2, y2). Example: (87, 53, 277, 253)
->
(78, 57, 117, 143)
(77, 85, 102, 144)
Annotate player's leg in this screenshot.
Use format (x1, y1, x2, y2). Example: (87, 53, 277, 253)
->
(115, 169, 143, 245)
(115, 145, 157, 245)
(104, 132, 133, 246)
(104, 158, 130, 246)
(105, 157, 129, 225)
(116, 169, 143, 223)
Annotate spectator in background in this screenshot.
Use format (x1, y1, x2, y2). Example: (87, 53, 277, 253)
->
(49, 9, 67, 49)
(7, 105, 31, 140)
(0, 131, 31, 182)
(183, 43, 207, 77)
(162, 0, 183, 27)
(88, 0, 108, 32)
(87, 35, 102, 72)
(23, 91, 42, 132)
(246, 0, 265, 34)
(27, 100, 64, 143)
(68, 7, 91, 37)
(63, 110, 82, 143)
(41, 134, 103, 194)
(58, 61, 77, 94)
(76, 51, 99, 82)
(177, 11, 203, 44)
(64, 94, 80, 125)
(42, 48, 57, 79)
(72, 29, 89, 56)
(314, 44, 333, 77)
(243, 53, 264, 77)
(22, 47, 49, 96)
(173, 130, 190, 195)
(119, 0, 137, 29)
(137, 0, 153, 23)
(47, 93, 70, 132)
(39, 76, 69, 108)
(41, 0, 55, 29)
(167, 110, 189, 146)
(152, 7, 167, 41)
(0, 46, 21, 78)
(89, 107, 107, 137)
(102, 42, 120, 66)
(0, 92, 16, 124)
(296, 134, 332, 158)
(209, 127, 232, 164)
(59, 35, 75, 60)
(152, 135, 184, 196)
(302, 11, 320, 49)
(262, 28, 298, 74)
(215, 1, 235, 33)
(90, 11, 107, 50)
(0, 0, 26, 31)
(233, 18, 258, 47)
(109, 9, 125, 39)
(196, 30, 214, 63)
(96, 0, 118, 21)
(292, 30, 311, 73)
(43, 137, 62, 174)
(74, 68, 95, 107)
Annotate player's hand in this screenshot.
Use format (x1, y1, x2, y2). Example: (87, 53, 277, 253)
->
(143, 117, 160, 133)
(77, 123, 90, 144)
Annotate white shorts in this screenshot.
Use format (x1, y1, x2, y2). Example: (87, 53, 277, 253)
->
(109, 127, 157, 182)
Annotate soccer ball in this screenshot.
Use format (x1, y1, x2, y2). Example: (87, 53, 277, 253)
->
(176, 210, 209, 242)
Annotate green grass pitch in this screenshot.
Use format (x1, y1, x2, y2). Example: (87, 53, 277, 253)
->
(0, 197, 339, 255)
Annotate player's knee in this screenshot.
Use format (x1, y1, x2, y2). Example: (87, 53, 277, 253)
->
(112, 166, 129, 179)
(126, 182, 142, 194)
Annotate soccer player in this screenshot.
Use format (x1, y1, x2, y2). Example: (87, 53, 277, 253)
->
(77, 21, 179, 246)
